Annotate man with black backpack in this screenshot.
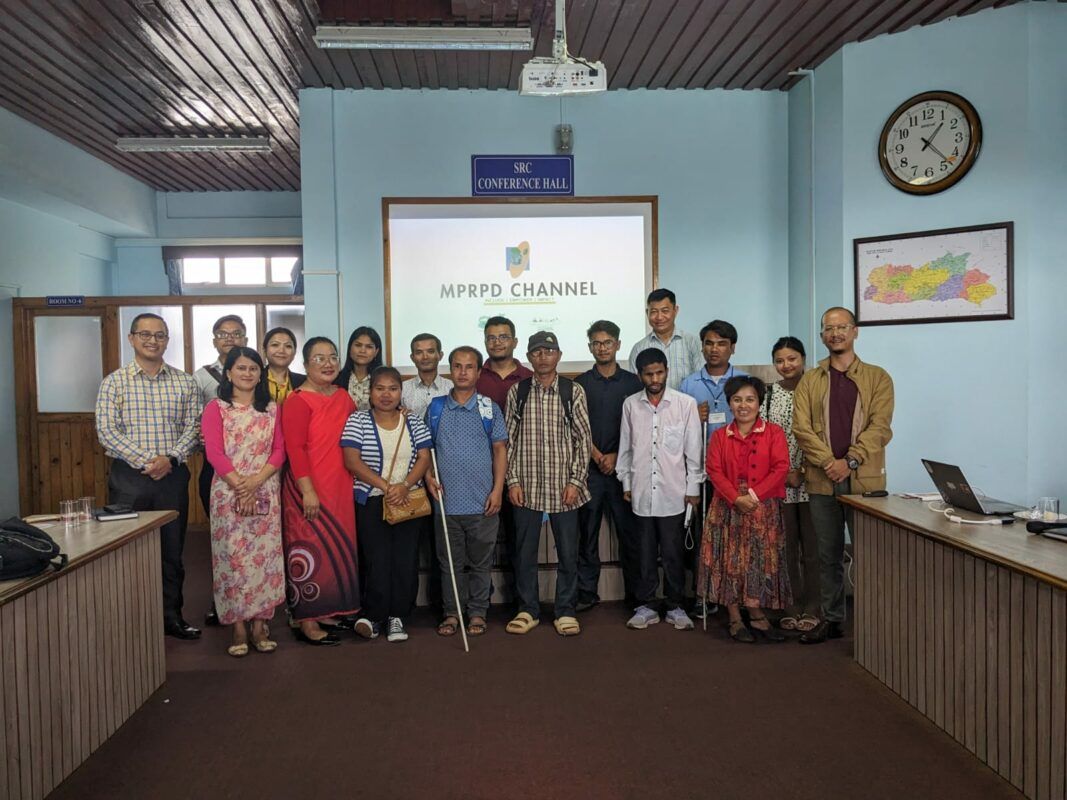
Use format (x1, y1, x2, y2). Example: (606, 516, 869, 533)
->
(504, 331, 593, 637)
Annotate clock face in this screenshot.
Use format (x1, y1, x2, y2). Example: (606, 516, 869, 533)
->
(878, 91, 981, 195)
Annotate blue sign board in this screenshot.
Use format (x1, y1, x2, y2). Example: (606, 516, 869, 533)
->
(471, 155, 574, 197)
(46, 295, 85, 307)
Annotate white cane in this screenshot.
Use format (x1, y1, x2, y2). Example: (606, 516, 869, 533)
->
(701, 421, 708, 632)
(429, 448, 469, 653)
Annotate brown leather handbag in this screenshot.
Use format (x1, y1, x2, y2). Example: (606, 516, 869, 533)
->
(382, 421, 432, 525)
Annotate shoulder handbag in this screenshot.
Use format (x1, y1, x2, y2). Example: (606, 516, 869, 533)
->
(381, 420, 432, 525)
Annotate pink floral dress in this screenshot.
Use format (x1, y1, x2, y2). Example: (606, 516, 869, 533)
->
(204, 400, 286, 625)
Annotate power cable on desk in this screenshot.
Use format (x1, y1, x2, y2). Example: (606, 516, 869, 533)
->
(924, 499, 1011, 526)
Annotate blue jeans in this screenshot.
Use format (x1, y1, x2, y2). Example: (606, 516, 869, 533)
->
(512, 506, 580, 619)
(577, 469, 638, 603)
(808, 483, 853, 623)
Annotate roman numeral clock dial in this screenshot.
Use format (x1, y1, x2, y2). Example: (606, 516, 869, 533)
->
(878, 91, 982, 195)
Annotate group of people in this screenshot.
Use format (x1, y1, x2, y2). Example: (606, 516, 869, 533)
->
(94, 287, 894, 656)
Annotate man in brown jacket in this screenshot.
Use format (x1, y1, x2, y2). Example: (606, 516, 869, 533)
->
(792, 307, 894, 644)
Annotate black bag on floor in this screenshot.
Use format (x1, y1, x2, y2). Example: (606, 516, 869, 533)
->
(0, 517, 68, 580)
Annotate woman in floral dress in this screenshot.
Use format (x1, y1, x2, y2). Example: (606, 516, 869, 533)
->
(202, 346, 286, 657)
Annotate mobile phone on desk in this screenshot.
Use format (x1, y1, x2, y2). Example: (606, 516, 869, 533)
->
(862, 490, 889, 498)
(95, 504, 139, 521)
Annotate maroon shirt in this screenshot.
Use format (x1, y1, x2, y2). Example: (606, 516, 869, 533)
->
(828, 367, 858, 459)
(476, 361, 533, 412)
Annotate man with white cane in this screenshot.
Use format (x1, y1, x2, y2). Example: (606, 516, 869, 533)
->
(426, 347, 508, 640)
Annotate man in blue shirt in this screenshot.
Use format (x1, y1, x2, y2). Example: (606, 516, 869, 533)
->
(679, 319, 747, 619)
(679, 320, 748, 440)
(426, 346, 508, 638)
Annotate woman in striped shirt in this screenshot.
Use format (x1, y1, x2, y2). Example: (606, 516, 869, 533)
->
(341, 367, 432, 643)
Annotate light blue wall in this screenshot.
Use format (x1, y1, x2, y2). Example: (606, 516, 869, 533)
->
(0, 196, 116, 516)
(299, 88, 790, 366)
(789, 3, 1065, 503)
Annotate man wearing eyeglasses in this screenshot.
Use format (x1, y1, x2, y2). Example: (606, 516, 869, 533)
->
(475, 316, 533, 607)
(95, 313, 202, 640)
(792, 307, 894, 644)
(192, 314, 248, 627)
(575, 321, 642, 611)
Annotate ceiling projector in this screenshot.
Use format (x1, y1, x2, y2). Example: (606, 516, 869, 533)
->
(520, 57, 607, 96)
(519, 0, 607, 97)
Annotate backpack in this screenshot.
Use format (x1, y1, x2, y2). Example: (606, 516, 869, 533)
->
(0, 517, 68, 580)
(513, 377, 575, 432)
(427, 393, 495, 443)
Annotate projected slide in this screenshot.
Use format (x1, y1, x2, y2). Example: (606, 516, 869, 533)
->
(386, 200, 655, 374)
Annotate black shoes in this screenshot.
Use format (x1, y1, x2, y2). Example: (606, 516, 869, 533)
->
(799, 620, 845, 644)
(164, 618, 202, 640)
(293, 628, 341, 647)
(750, 624, 786, 643)
(575, 597, 599, 613)
(728, 620, 755, 643)
(204, 607, 220, 627)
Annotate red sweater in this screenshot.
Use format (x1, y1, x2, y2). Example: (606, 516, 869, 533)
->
(707, 418, 789, 502)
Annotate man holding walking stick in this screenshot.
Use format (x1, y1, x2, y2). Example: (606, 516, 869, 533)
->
(426, 346, 508, 638)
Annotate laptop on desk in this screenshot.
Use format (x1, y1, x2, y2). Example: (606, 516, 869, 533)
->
(921, 459, 1027, 516)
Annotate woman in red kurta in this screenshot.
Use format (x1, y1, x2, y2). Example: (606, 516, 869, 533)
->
(699, 375, 792, 643)
(281, 336, 359, 646)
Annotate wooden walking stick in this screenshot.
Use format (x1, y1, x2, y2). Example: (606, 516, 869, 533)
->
(429, 447, 469, 653)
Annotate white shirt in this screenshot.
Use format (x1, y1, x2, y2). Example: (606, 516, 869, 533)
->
(193, 358, 224, 408)
(401, 374, 454, 419)
(616, 387, 704, 517)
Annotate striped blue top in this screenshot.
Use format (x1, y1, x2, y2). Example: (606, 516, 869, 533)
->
(340, 410, 432, 504)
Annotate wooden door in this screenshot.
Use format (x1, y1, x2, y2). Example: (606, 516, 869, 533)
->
(13, 304, 119, 515)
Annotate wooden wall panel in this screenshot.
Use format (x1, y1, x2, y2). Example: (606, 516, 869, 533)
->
(0, 530, 164, 800)
(33, 418, 110, 514)
(853, 508, 1067, 800)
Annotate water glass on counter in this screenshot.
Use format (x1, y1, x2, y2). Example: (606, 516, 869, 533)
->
(1033, 497, 1061, 522)
(59, 499, 79, 526)
(77, 497, 95, 522)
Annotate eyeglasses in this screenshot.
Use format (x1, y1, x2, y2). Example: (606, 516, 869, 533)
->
(821, 324, 855, 335)
(214, 330, 246, 341)
(588, 340, 616, 350)
(308, 354, 340, 365)
(132, 331, 168, 342)
(485, 334, 514, 344)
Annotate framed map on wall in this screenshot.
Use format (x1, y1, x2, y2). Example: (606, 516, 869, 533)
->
(854, 221, 1013, 326)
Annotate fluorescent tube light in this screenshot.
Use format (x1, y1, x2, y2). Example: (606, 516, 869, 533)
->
(313, 25, 533, 51)
(115, 136, 272, 153)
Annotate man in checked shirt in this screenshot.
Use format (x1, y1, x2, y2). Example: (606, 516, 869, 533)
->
(504, 331, 593, 637)
(95, 313, 202, 641)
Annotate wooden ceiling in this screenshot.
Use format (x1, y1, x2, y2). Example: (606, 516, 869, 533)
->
(0, 0, 1027, 192)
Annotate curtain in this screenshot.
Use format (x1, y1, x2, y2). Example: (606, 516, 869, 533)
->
(164, 258, 183, 296)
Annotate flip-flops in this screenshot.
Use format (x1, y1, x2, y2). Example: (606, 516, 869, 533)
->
(467, 618, 487, 636)
(779, 614, 799, 630)
(796, 614, 820, 632)
(505, 612, 539, 634)
(553, 616, 581, 636)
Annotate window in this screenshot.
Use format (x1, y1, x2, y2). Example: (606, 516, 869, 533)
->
(166, 246, 301, 293)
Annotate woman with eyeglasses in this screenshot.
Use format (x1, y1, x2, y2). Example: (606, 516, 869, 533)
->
(262, 326, 306, 404)
(336, 326, 383, 410)
(280, 337, 360, 646)
(201, 347, 286, 657)
(699, 375, 792, 643)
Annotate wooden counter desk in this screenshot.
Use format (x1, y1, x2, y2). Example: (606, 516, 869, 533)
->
(843, 495, 1067, 800)
(0, 510, 175, 800)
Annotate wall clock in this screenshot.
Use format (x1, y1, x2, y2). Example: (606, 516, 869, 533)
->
(878, 90, 981, 195)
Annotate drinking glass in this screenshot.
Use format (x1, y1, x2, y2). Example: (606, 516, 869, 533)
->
(1038, 497, 1061, 522)
(59, 499, 79, 526)
(77, 497, 95, 522)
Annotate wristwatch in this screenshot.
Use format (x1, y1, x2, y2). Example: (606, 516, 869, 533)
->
(846, 456, 860, 471)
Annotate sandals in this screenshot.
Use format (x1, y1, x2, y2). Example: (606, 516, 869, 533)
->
(553, 616, 581, 637)
(437, 617, 459, 637)
(252, 638, 277, 653)
(728, 619, 755, 643)
(779, 614, 799, 631)
(796, 614, 820, 632)
(749, 615, 786, 643)
(227, 643, 249, 658)
(467, 617, 487, 636)
(506, 612, 539, 635)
